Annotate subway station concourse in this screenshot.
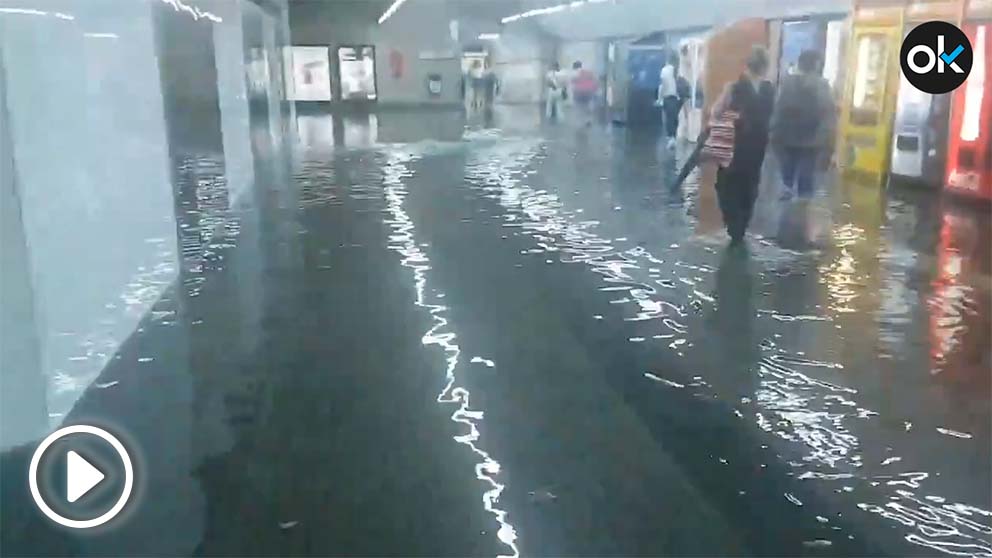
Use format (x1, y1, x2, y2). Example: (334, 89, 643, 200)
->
(0, 0, 990, 556)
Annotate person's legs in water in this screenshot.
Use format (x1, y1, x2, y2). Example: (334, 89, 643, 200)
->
(716, 164, 762, 245)
(795, 147, 818, 198)
(575, 94, 593, 126)
(779, 145, 798, 200)
(472, 84, 483, 110)
(663, 96, 680, 149)
(715, 166, 742, 242)
(737, 169, 761, 238)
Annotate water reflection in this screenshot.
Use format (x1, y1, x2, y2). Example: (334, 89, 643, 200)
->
(929, 210, 991, 380)
(380, 147, 519, 557)
(460, 130, 990, 555)
(3, 103, 988, 556)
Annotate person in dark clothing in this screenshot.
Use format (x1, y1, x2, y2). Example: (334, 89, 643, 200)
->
(771, 49, 836, 200)
(711, 46, 775, 246)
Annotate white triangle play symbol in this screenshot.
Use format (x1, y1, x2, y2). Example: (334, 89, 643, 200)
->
(66, 450, 105, 503)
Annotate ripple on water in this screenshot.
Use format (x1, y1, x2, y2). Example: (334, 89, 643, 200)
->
(461, 138, 990, 556)
(380, 147, 518, 557)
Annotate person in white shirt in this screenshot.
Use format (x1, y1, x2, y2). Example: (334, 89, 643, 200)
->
(545, 62, 566, 121)
(466, 60, 485, 113)
(659, 52, 680, 149)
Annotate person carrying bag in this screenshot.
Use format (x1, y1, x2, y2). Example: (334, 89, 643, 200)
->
(701, 106, 740, 168)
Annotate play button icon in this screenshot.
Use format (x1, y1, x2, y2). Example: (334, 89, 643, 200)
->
(66, 450, 106, 503)
(29, 424, 135, 529)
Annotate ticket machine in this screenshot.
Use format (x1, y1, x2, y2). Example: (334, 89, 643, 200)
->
(838, 5, 903, 185)
(889, 1, 961, 186)
(945, 8, 991, 200)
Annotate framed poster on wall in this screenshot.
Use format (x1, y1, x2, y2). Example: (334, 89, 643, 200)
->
(338, 46, 377, 101)
(288, 46, 332, 101)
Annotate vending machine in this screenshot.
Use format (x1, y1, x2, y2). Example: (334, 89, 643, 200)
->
(945, 13, 991, 200)
(837, 5, 903, 184)
(889, 1, 960, 186)
(625, 43, 667, 128)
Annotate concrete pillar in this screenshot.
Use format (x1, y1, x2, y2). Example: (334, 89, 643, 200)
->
(0, 42, 48, 450)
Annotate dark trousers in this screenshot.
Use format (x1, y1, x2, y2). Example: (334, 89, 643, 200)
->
(662, 96, 680, 138)
(778, 146, 818, 197)
(715, 164, 761, 241)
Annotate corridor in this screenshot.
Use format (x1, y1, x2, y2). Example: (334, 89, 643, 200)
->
(3, 107, 990, 556)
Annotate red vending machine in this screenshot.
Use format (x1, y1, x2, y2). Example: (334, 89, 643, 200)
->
(945, 16, 991, 200)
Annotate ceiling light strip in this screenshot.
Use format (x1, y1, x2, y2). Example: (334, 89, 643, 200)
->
(378, 0, 410, 24)
(501, 0, 613, 24)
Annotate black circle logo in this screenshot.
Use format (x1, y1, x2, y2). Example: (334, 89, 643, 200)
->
(900, 21, 973, 94)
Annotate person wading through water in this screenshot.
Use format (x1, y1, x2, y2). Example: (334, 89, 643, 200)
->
(710, 45, 775, 247)
(771, 49, 836, 200)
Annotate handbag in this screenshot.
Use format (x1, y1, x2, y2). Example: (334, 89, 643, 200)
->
(700, 109, 739, 168)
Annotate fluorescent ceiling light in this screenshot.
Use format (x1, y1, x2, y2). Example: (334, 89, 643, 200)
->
(478, 33, 500, 40)
(0, 7, 48, 16)
(0, 7, 75, 20)
(378, 0, 410, 24)
(84, 32, 119, 39)
(501, 0, 614, 24)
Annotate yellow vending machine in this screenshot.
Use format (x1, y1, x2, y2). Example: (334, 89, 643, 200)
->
(838, 3, 904, 184)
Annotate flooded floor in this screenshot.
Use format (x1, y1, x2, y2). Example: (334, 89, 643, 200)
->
(3, 107, 990, 557)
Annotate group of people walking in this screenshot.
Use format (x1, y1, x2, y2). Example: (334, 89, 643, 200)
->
(538, 45, 835, 248)
(544, 61, 600, 124)
(706, 46, 836, 246)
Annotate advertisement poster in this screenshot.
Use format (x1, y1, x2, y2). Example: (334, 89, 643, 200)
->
(339, 46, 377, 100)
(289, 46, 332, 101)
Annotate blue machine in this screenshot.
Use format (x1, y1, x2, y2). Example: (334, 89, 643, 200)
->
(625, 45, 667, 128)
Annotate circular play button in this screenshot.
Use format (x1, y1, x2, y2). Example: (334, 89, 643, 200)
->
(28, 425, 134, 529)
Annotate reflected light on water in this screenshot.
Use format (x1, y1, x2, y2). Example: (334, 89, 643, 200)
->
(380, 148, 519, 558)
(462, 136, 990, 556)
(819, 223, 866, 314)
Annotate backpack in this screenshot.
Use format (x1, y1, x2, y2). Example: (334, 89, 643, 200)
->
(779, 76, 820, 139)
